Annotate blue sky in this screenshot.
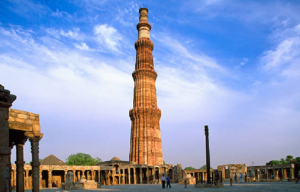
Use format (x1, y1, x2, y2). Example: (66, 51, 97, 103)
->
(1, 0, 300, 169)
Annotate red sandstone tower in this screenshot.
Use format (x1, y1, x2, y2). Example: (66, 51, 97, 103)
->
(129, 8, 163, 165)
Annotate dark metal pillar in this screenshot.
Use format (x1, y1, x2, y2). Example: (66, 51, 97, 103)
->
(205, 125, 211, 184)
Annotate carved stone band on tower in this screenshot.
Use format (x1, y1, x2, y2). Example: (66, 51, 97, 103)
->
(129, 8, 163, 166)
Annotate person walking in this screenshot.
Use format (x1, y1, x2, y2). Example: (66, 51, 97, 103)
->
(214, 171, 220, 186)
(240, 173, 243, 183)
(235, 173, 237, 183)
(161, 174, 166, 188)
(166, 175, 171, 188)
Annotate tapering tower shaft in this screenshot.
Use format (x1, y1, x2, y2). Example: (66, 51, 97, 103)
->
(129, 8, 163, 165)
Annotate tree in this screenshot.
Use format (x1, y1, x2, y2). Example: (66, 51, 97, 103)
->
(294, 157, 300, 163)
(286, 155, 293, 163)
(163, 161, 166, 165)
(200, 165, 213, 169)
(65, 153, 102, 165)
(266, 160, 281, 166)
(184, 166, 195, 170)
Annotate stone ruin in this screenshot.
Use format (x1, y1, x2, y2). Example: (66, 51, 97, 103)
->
(179, 173, 196, 185)
(61, 172, 97, 190)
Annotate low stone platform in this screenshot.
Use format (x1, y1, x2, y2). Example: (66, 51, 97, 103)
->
(16, 182, 300, 192)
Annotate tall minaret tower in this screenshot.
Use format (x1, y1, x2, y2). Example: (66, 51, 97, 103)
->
(129, 7, 163, 165)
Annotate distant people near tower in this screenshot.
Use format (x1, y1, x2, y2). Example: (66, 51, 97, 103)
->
(161, 174, 166, 188)
(166, 175, 171, 188)
(239, 173, 243, 183)
(129, 7, 163, 166)
(214, 171, 219, 186)
(235, 173, 237, 183)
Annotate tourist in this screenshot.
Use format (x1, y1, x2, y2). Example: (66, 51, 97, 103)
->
(240, 173, 243, 183)
(214, 171, 220, 186)
(245, 172, 247, 183)
(161, 174, 166, 188)
(166, 175, 171, 188)
(235, 173, 237, 183)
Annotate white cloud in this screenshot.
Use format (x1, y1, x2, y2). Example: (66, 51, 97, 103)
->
(94, 24, 122, 52)
(153, 33, 223, 71)
(75, 42, 90, 50)
(51, 9, 72, 19)
(45, 28, 83, 40)
(115, 2, 139, 27)
(260, 24, 300, 79)
(235, 58, 249, 68)
(60, 28, 82, 40)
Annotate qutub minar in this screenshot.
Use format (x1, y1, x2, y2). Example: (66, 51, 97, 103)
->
(129, 7, 163, 166)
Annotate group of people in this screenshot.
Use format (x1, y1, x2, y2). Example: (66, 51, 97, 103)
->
(234, 172, 247, 183)
(161, 174, 171, 188)
(161, 171, 221, 188)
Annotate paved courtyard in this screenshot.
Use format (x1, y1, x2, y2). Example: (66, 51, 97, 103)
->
(18, 182, 300, 192)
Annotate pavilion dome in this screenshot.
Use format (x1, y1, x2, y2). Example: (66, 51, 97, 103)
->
(111, 156, 121, 161)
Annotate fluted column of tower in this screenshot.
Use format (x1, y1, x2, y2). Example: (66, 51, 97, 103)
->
(129, 7, 163, 166)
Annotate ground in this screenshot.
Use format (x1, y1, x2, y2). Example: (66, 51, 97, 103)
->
(17, 182, 300, 192)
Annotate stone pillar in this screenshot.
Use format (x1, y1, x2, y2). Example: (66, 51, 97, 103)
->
(82, 170, 86, 179)
(72, 170, 76, 182)
(0, 85, 16, 192)
(48, 170, 52, 188)
(204, 125, 211, 184)
(91, 170, 94, 181)
(25, 133, 43, 192)
(283, 169, 287, 179)
(128, 168, 131, 184)
(158, 168, 161, 184)
(133, 168, 136, 184)
(172, 168, 174, 183)
(77, 170, 80, 180)
(146, 168, 149, 184)
(64, 170, 67, 183)
(25, 170, 29, 189)
(98, 170, 101, 183)
(87, 171, 89, 180)
(112, 172, 115, 185)
(39, 170, 42, 189)
(140, 168, 143, 184)
(16, 141, 26, 192)
(13, 170, 17, 188)
(153, 168, 155, 184)
(104, 171, 107, 185)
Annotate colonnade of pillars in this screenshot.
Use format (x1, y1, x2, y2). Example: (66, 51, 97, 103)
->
(10, 166, 176, 189)
(101, 167, 172, 185)
(248, 167, 295, 180)
(190, 171, 219, 184)
(10, 133, 42, 192)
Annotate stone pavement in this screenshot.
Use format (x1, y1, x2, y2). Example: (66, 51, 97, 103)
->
(18, 182, 300, 192)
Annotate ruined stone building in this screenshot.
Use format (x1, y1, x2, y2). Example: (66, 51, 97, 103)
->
(0, 85, 43, 192)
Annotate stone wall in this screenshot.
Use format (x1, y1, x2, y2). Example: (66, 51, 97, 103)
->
(8, 109, 40, 132)
(217, 164, 247, 180)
